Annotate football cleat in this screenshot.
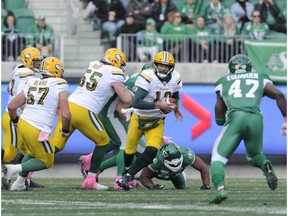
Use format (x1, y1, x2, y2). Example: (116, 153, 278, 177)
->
(114, 176, 123, 190)
(209, 189, 228, 204)
(81, 175, 108, 190)
(78, 153, 92, 179)
(25, 179, 45, 188)
(128, 179, 139, 189)
(2, 177, 11, 190)
(262, 161, 278, 190)
(2, 164, 19, 181)
(116, 173, 132, 191)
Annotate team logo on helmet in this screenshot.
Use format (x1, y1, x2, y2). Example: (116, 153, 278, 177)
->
(115, 54, 122, 61)
(24, 53, 32, 59)
(55, 63, 61, 70)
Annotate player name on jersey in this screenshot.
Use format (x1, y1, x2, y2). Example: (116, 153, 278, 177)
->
(226, 73, 258, 81)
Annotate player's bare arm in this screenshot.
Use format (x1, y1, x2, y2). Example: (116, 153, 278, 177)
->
(215, 91, 227, 125)
(139, 167, 157, 189)
(191, 156, 210, 188)
(58, 91, 71, 131)
(8, 91, 26, 120)
(112, 82, 133, 105)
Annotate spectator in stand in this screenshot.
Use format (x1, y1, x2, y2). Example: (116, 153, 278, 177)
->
(215, 14, 241, 62)
(204, 0, 230, 34)
(127, 0, 152, 30)
(102, 0, 126, 44)
(2, 11, 25, 61)
(115, 14, 140, 61)
(255, 0, 286, 34)
(151, 0, 178, 32)
(137, 18, 161, 62)
(26, 14, 55, 57)
(180, 0, 198, 24)
(160, 10, 190, 61)
(241, 10, 270, 40)
(190, 16, 216, 63)
(231, 0, 254, 32)
(82, 0, 109, 31)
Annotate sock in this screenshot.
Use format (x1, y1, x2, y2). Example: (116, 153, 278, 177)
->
(1, 149, 4, 161)
(99, 153, 117, 172)
(15, 175, 26, 184)
(54, 146, 61, 154)
(210, 161, 225, 189)
(128, 146, 158, 176)
(116, 150, 125, 175)
(248, 153, 267, 168)
(89, 145, 108, 174)
(124, 152, 135, 171)
(19, 158, 46, 177)
(18, 153, 25, 163)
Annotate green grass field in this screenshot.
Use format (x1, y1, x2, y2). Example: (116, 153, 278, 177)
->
(1, 178, 286, 216)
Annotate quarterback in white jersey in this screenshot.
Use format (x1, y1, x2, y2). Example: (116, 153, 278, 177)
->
(3, 57, 71, 191)
(117, 51, 184, 191)
(51, 48, 132, 190)
(2, 47, 42, 163)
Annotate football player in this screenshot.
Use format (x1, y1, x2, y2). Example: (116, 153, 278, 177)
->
(2, 56, 71, 191)
(50, 48, 133, 190)
(117, 51, 184, 190)
(209, 54, 287, 204)
(79, 62, 153, 190)
(139, 140, 210, 190)
(1, 47, 45, 189)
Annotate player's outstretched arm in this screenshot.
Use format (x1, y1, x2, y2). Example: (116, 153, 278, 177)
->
(139, 167, 162, 189)
(112, 82, 133, 105)
(191, 156, 210, 189)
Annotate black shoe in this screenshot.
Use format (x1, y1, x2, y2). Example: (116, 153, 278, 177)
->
(25, 179, 45, 188)
(117, 173, 132, 191)
(262, 161, 278, 190)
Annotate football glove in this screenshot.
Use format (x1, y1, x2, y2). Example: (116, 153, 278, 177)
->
(280, 122, 286, 136)
(198, 185, 210, 190)
(150, 184, 164, 190)
(11, 116, 19, 128)
(121, 107, 134, 122)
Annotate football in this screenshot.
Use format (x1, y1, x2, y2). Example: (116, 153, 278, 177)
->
(160, 97, 177, 114)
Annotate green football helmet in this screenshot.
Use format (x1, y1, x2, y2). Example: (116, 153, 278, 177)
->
(228, 54, 252, 74)
(161, 143, 183, 172)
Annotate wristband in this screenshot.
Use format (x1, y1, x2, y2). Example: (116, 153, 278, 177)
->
(11, 116, 19, 124)
(62, 128, 69, 133)
(284, 117, 287, 123)
(216, 118, 225, 125)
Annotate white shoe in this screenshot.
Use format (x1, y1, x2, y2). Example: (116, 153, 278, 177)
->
(96, 183, 109, 191)
(3, 165, 19, 180)
(10, 181, 27, 191)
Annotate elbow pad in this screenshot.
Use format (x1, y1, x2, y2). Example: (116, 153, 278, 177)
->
(216, 118, 225, 125)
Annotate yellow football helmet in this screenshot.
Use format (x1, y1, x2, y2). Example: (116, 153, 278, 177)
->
(101, 48, 127, 71)
(39, 57, 64, 78)
(20, 47, 42, 70)
(153, 51, 175, 79)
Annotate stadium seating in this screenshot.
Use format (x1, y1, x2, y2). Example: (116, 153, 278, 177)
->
(2, 8, 8, 29)
(4, 0, 26, 11)
(12, 8, 35, 33)
(172, 0, 186, 11)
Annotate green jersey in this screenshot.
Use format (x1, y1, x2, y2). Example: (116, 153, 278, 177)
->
(241, 22, 269, 40)
(215, 72, 273, 124)
(148, 146, 195, 180)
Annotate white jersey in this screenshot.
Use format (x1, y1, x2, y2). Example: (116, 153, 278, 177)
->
(21, 77, 68, 133)
(69, 61, 125, 114)
(134, 69, 182, 118)
(6, 64, 35, 116)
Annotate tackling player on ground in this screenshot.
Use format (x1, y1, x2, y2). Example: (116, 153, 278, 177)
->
(209, 54, 287, 204)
